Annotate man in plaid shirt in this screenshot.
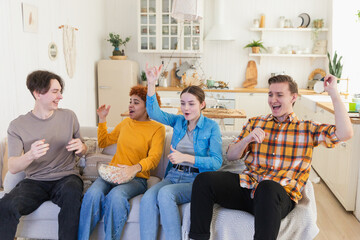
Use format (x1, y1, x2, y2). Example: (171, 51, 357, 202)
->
(189, 74, 353, 240)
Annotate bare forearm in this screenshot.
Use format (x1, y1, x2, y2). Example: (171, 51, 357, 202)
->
(227, 137, 251, 161)
(147, 83, 156, 97)
(331, 93, 353, 141)
(8, 153, 34, 174)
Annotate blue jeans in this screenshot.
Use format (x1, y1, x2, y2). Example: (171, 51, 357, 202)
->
(140, 168, 198, 240)
(78, 177, 147, 240)
(0, 175, 83, 240)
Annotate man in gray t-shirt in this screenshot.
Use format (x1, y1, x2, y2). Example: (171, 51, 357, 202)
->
(0, 70, 87, 240)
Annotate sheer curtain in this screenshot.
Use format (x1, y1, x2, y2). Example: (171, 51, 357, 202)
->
(0, 0, 17, 139)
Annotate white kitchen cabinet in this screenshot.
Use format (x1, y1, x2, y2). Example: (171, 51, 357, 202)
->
(296, 97, 360, 211)
(138, 0, 203, 53)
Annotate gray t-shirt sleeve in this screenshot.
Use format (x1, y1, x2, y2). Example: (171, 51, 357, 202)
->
(7, 121, 25, 158)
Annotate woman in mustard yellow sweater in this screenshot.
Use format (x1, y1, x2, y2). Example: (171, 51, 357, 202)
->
(78, 86, 165, 240)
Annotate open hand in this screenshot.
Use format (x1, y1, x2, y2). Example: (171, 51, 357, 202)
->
(66, 138, 85, 155)
(29, 139, 49, 160)
(145, 64, 163, 86)
(97, 105, 111, 122)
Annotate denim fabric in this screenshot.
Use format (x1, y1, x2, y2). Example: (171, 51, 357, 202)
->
(78, 177, 147, 240)
(140, 168, 198, 240)
(146, 94, 223, 176)
(0, 175, 83, 240)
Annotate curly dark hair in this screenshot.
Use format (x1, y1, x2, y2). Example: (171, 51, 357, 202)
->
(26, 70, 64, 99)
(130, 85, 161, 106)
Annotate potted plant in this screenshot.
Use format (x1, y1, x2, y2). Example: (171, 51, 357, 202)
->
(312, 19, 324, 40)
(327, 51, 343, 79)
(244, 40, 266, 53)
(107, 32, 131, 60)
(141, 71, 147, 86)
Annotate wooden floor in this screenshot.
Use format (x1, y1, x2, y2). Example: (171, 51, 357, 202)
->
(314, 180, 360, 240)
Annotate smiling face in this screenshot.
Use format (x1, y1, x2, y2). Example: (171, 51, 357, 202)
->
(268, 82, 297, 122)
(180, 92, 205, 122)
(128, 94, 148, 121)
(34, 79, 63, 111)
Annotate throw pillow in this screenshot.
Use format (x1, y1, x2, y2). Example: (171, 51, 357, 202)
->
(83, 137, 102, 155)
(220, 135, 246, 174)
(82, 153, 112, 182)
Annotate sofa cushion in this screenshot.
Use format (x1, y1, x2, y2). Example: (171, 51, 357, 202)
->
(102, 144, 117, 156)
(83, 137, 103, 155)
(82, 153, 112, 182)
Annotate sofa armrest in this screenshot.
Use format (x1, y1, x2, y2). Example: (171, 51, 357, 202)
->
(3, 171, 25, 193)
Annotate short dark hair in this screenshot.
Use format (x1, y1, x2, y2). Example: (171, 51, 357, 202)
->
(181, 85, 206, 110)
(26, 70, 64, 99)
(130, 85, 161, 106)
(268, 75, 298, 94)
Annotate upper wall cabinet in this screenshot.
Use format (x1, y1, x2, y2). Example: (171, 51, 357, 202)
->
(138, 0, 204, 53)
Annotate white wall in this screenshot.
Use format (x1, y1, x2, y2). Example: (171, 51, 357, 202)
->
(0, 0, 106, 139)
(331, 0, 360, 94)
(105, 0, 330, 89)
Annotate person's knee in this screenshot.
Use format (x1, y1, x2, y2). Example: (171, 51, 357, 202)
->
(254, 180, 282, 202)
(0, 198, 19, 218)
(157, 186, 176, 205)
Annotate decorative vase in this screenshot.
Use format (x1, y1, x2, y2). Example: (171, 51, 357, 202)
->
(113, 47, 122, 56)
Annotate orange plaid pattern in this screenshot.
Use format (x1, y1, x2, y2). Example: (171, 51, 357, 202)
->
(233, 112, 339, 203)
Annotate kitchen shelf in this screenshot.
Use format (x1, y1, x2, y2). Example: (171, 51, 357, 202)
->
(249, 53, 327, 64)
(250, 27, 328, 32)
(249, 53, 327, 57)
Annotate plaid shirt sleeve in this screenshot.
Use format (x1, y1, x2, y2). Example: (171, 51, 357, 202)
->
(310, 121, 339, 148)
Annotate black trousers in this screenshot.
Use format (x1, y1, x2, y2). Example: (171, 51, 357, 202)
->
(189, 171, 295, 240)
(0, 174, 83, 240)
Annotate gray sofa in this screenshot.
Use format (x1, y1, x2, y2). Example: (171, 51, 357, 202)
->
(0, 126, 319, 240)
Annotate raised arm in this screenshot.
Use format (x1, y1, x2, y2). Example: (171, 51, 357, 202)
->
(324, 75, 353, 141)
(146, 63, 162, 97)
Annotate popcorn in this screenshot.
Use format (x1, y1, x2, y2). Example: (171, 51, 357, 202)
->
(98, 163, 128, 185)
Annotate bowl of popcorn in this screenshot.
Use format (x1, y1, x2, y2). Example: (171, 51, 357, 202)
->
(97, 163, 123, 185)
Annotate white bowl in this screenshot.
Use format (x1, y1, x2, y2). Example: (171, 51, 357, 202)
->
(98, 163, 132, 185)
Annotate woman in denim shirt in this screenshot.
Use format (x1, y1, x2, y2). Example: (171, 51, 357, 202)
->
(140, 65, 222, 240)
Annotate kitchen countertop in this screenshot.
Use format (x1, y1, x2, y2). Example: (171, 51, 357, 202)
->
(156, 87, 317, 95)
(317, 102, 360, 124)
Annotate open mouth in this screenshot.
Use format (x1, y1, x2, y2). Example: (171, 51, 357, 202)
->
(184, 113, 190, 117)
(129, 110, 135, 114)
(272, 105, 281, 110)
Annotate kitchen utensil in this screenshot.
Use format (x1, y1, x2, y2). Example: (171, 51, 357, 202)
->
(243, 60, 257, 88)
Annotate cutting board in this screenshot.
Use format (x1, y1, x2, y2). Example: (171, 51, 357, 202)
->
(243, 60, 258, 88)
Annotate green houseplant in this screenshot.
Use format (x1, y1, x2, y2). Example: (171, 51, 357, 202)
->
(107, 32, 131, 57)
(244, 40, 266, 53)
(141, 71, 147, 86)
(327, 51, 343, 79)
(312, 19, 324, 40)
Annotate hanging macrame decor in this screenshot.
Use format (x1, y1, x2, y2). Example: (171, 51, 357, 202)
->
(62, 25, 77, 78)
